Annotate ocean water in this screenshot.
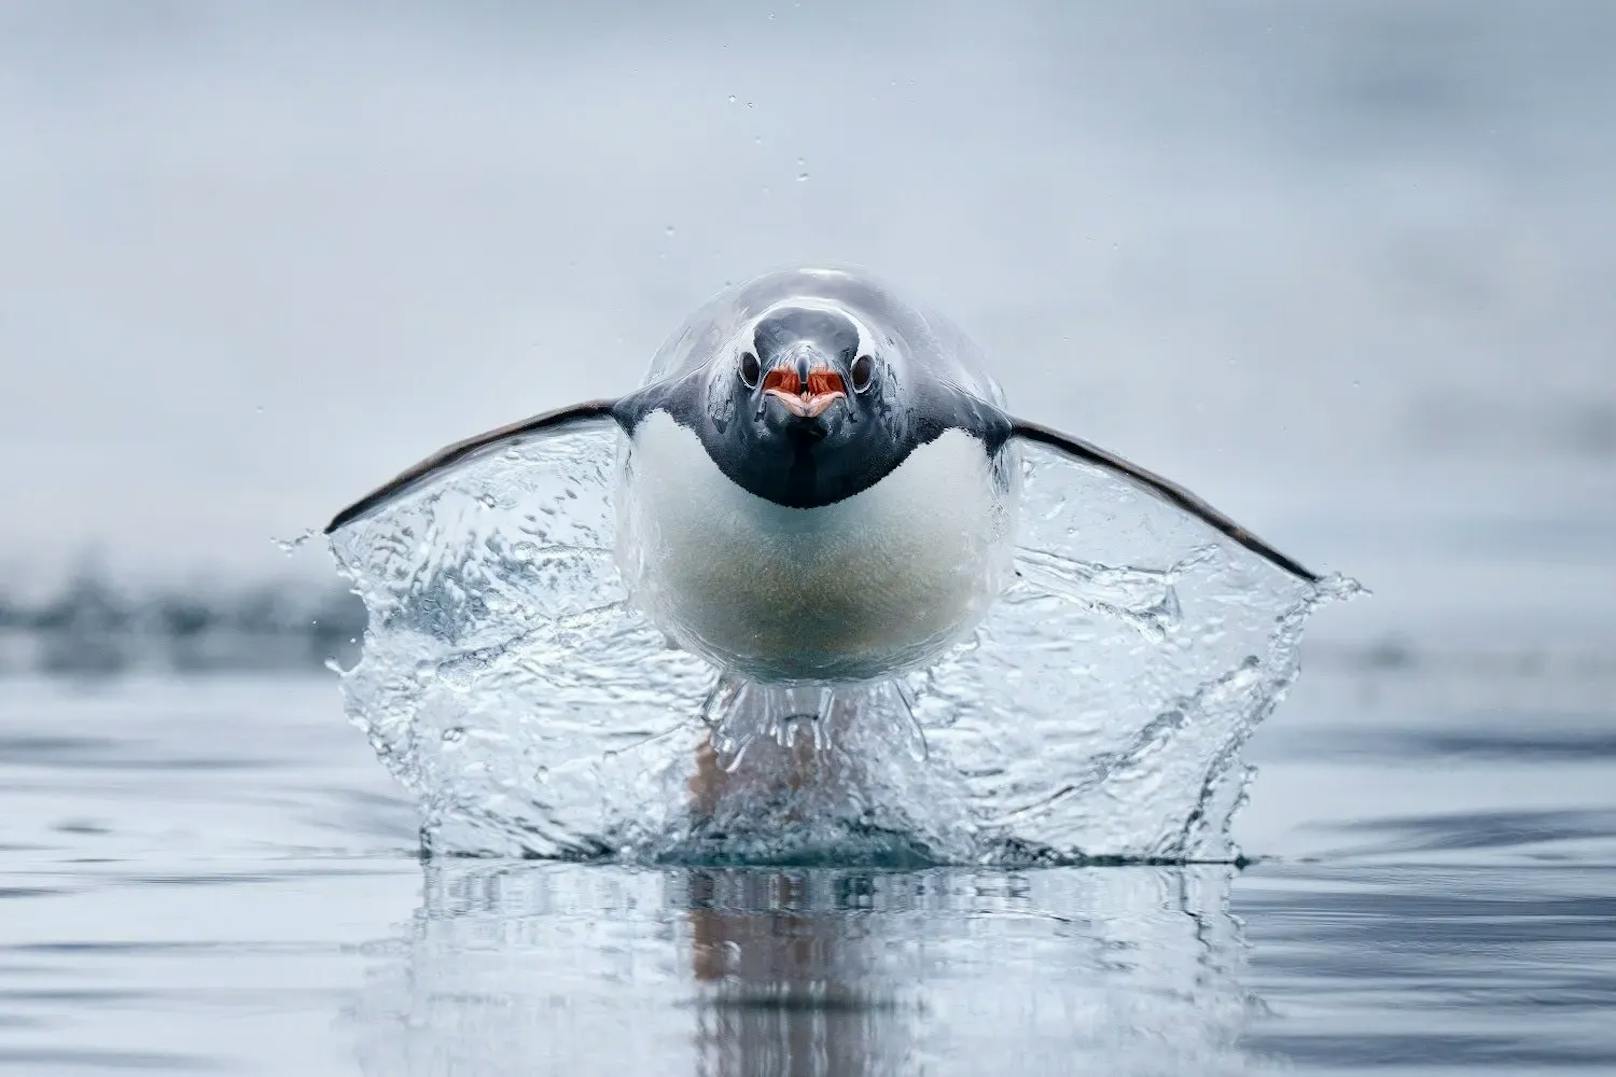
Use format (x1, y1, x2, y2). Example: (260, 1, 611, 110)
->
(2, 655, 1612, 1075)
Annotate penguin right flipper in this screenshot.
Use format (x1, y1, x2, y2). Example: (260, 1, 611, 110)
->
(325, 400, 620, 534)
(327, 408, 715, 857)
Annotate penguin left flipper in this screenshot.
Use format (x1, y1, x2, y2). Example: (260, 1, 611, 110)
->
(891, 428, 1323, 861)
(1008, 419, 1319, 584)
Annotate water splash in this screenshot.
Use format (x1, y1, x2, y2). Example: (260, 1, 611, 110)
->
(273, 528, 317, 556)
(329, 423, 1350, 863)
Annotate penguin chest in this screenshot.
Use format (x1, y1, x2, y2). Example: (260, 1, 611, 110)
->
(617, 412, 1017, 682)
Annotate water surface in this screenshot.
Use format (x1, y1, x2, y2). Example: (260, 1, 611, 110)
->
(3, 663, 1611, 1074)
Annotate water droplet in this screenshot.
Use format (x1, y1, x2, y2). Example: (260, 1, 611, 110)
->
(726, 94, 736, 104)
(478, 493, 498, 509)
(272, 529, 316, 556)
(535, 765, 550, 782)
(442, 727, 466, 745)
(254, 404, 265, 415)
(795, 158, 809, 182)
(664, 224, 676, 237)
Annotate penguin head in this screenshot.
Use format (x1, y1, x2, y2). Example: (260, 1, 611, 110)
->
(709, 303, 909, 508)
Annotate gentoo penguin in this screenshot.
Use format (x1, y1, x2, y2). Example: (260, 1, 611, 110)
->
(327, 267, 1316, 685)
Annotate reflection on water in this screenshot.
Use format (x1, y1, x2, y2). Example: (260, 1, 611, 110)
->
(353, 862, 1268, 1076)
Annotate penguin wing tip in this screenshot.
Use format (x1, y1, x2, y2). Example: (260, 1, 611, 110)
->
(1009, 419, 1320, 586)
(321, 399, 624, 540)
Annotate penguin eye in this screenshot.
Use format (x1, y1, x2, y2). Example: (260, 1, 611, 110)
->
(739, 352, 761, 388)
(850, 354, 875, 393)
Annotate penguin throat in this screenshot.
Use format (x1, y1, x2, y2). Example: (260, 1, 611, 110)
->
(705, 424, 912, 510)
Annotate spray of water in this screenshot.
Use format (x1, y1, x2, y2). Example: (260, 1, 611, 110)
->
(330, 423, 1351, 864)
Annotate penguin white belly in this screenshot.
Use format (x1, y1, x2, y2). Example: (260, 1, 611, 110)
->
(618, 411, 1017, 682)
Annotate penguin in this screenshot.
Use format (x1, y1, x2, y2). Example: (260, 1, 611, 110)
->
(326, 267, 1316, 685)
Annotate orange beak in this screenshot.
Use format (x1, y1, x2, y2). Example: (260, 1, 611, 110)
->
(761, 367, 847, 418)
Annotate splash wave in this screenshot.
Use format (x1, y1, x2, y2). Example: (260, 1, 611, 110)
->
(330, 423, 1350, 864)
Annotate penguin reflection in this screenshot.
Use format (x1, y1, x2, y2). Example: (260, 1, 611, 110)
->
(685, 868, 907, 1077)
(679, 865, 1256, 1076)
(351, 863, 1258, 1075)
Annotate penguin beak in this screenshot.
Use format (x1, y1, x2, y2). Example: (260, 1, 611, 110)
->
(761, 367, 846, 419)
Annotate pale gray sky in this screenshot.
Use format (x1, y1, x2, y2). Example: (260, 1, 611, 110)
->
(3, 1, 1612, 647)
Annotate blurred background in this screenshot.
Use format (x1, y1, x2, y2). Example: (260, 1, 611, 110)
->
(4, 0, 1612, 673)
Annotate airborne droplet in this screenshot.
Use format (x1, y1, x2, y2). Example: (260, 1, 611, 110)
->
(272, 529, 316, 556)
